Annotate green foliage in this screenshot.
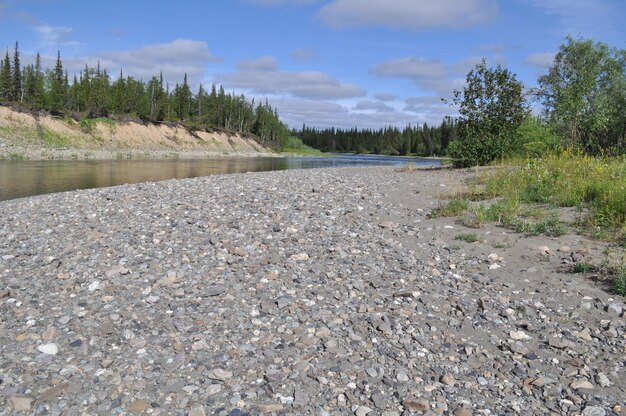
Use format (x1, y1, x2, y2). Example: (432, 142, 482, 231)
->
(450, 59, 528, 167)
(572, 262, 594, 273)
(512, 216, 567, 237)
(430, 199, 470, 218)
(614, 264, 626, 296)
(298, 118, 458, 156)
(514, 116, 563, 157)
(42, 128, 71, 148)
(0, 41, 289, 149)
(484, 152, 626, 236)
(454, 233, 478, 243)
(538, 36, 626, 154)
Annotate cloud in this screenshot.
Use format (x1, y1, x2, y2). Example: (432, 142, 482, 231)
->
(22, 39, 218, 89)
(371, 55, 508, 97)
(95, 39, 218, 86)
(374, 92, 397, 102)
(316, 0, 498, 31)
(34, 24, 78, 47)
(291, 47, 316, 63)
(523, 52, 555, 69)
(354, 100, 397, 113)
(219, 56, 366, 100)
(272, 97, 434, 129)
(370, 57, 456, 95)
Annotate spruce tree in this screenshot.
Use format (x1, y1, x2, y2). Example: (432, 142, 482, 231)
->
(0, 50, 12, 101)
(12, 41, 21, 101)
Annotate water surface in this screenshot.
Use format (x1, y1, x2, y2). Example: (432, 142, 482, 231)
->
(0, 154, 440, 201)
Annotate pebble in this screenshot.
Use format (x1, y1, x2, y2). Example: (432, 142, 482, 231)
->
(37, 343, 58, 355)
(7, 394, 35, 412)
(582, 406, 606, 416)
(0, 167, 623, 415)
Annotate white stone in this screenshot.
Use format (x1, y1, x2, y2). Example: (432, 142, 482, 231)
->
(37, 343, 59, 355)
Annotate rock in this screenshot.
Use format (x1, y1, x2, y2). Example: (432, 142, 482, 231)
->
(403, 399, 429, 412)
(606, 302, 623, 316)
(440, 374, 456, 386)
(189, 406, 207, 416)
(37, 343, 58, 355)
(537, 246, 552, 255)
(558, 246, 572, 253)
(129, 399, 151, 413)
(570, 380, 595, 391)
(258, 404, 283, 413)
(355, 406, 373, 416)
(208, 368, 233, 381)
(582, 406, 606, 416)
(595, 373, 611, 387)
(510, 330, 531, 341)
(453, 407, 473, 416)
(7, 394, 35, 412)
(290, 253, 310, 261)
(548, 336, 570, 349)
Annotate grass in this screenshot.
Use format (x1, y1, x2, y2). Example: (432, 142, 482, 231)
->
(572, 262, 594, 273)
(454, 232, 479, 243)
(429, 199, 470, 218)
(482, 151, 626, 240)
(280, 136, 327, 156)
(42, 129, 71, 148)
(79, 117, 115, 133)
(614, 264, 626, 296)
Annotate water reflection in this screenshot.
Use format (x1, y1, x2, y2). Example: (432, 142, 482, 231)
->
(0, 154, 440, 201)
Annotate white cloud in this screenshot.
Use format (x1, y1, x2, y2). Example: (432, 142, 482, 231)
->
(523, 52, 555, 69)
(23, 39, 218, 89)
(316, 0, 498, 31)
(34, 24, 74, 45)
(219, 56, 366, 100)
(272, 97, 433, 129)
(354, 100, 397, 113)
(371, 56, 508, 97)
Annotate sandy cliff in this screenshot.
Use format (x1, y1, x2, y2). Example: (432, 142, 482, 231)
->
(0, 106, 273, 159)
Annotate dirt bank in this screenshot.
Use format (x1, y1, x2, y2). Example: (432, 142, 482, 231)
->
(0, 106, 274, 160)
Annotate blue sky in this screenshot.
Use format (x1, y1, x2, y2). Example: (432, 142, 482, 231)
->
(1, 0, 624, 128)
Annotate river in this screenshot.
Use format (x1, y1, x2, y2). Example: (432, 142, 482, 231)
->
(0, 154, 440, 201)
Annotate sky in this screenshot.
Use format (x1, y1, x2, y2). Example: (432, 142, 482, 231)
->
(0, 0, 624, 129)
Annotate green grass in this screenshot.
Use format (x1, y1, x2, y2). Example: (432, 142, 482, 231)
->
(483, 151, 626, 239)
(42, 129, 71, 148)
(280, 136, 327, 156)
(430, 199, 470, 218)
(512, 216, 567, 237)
(454, 232, 479, 243)
(572, 262, 594, 273)
(614, 264, 626, 296)
(79, 117, 115, 133)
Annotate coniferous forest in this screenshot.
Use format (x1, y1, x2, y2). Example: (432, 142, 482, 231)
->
(297, 117, 458, 156)
(0, 42, 290, 148)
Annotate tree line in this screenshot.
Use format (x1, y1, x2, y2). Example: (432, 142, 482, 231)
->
(297, 117, 457, 156)
(449, 36, 626, 167)
(0, 42, 289, 148)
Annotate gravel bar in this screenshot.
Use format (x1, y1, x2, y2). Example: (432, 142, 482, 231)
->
(0, 167, 624, 415)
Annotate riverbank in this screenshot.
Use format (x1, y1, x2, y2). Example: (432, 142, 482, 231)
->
(0, 106, 275, 160)
(0, 167, 624, 415)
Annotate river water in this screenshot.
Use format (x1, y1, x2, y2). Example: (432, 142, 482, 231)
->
(0, 154, 440, 201)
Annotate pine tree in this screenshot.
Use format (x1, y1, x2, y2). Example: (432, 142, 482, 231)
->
(0, 50, 12, 101)
(12, 41, 22, 101)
